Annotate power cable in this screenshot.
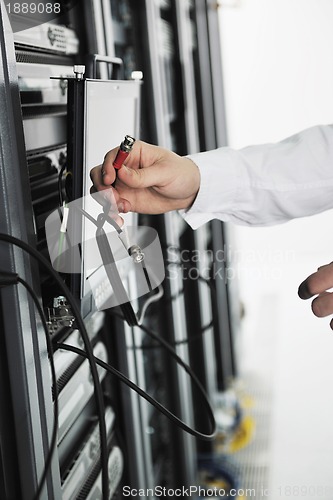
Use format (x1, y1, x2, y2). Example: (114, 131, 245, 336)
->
(0, 271, 59, 500)
(57, 341, 216, 441)
(0, 234, 109, 500)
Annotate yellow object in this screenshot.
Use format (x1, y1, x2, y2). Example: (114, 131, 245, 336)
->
(202, 479, 229, 489)
(228, 415, 255, 453)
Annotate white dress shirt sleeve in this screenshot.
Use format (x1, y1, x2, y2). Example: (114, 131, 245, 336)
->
(181, 125, 333, 229)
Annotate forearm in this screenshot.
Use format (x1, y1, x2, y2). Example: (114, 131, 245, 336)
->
(182, 124, 333, 229)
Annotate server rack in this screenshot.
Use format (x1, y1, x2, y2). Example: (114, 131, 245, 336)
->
(0, 2, 62, 497)
(103, 0, 199, 491)
(142, 0, 240, 467)
(0, 1, 128, 498)
(0, 1, 239, 498)
(99, 0, 239, 492)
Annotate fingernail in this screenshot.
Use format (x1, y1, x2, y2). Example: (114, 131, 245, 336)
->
(101, 168, 106, 177)
(118, 202, 124, 212)
(298, 281, 311, 300)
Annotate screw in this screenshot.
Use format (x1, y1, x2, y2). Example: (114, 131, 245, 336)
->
(131, 70, 143, 81)
(73, 65, 85, 80)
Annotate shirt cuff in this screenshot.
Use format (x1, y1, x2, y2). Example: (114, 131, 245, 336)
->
(179, 147, 244, 229)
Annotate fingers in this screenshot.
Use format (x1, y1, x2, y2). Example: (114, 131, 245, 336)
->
(89, 185, 131, 216)
(298, 262, 333, 330)
(90, 140, 199, 215)
(91, 141, 144, 188)
(101, 148, 119, 185)
(91, 141, 179, 205)
(101, 140, 171, 185)
(311, 292, 333, 318)
(117, 163, 170, 190)
(101, 140, 144, 185)
(298, 262, 333, 299)
(90, 164, 116, 190)
(90, 165, 132, 216)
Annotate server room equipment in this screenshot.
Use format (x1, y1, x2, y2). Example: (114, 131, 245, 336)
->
(61, 406, 122, 500)
(14, 22, 79, 54)
(0, 1, 238, 498)
(0, 2, 63, 497)
(54, 55, 217, 439)
(0, 2, 119, 498)
(64, 64, 142, 318)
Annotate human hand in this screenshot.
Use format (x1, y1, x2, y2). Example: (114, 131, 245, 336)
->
(298, 262, 333, 329)
(90, 140, 200, 215)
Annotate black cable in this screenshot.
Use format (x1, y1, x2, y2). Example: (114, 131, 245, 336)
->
(134, 318, 215, 350)
(15, 277, 59, 500)
(76, 205, 123, 234)
(108, 311, 216, 439)
(136, 320, 213, 403)
(0, 234, 109, 500)
(67, 202, 160, 327)
(100, 217, 216, 434)
(0, 271, 59, 500)
(58, 163, 67, 207)
(157, 258, 217, 347)
(99, 243, 218, 436)
(141, 262, 153, 293)
(73, 205, 139, 326)
(100, 242, 217, 437)
(57, 342, 216, 441)
(173, 319, 214, 343)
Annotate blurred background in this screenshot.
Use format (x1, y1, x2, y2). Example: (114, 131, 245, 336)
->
(219, 0, 333, 496)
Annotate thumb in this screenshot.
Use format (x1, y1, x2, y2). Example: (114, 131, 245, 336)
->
(118, 164, 169, 189)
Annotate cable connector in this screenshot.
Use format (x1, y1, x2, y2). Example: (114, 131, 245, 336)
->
(128, 245, 145, 263)
(0, 270, 19, 288)
(60, 204, 69, 233)
(113, 135, 135, 170)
